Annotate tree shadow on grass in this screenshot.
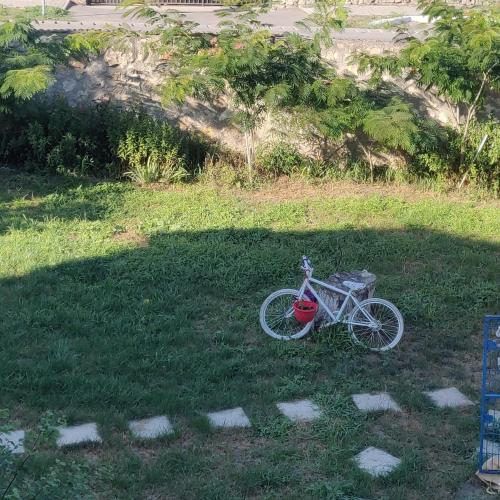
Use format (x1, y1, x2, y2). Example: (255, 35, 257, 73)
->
(0, 225, 498, 424)
(0, 172, 129, 234)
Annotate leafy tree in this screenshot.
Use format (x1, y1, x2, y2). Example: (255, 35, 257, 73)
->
(286, 76, 368, 162)
(359, 98, 418, 181)
(122, 0, 343, 173)
(356, 0, 499, 176)
(0, 17, 119, 115)
(285, 75, 422, 180)
(297, 0, 347, 49)
(0, 20, 60, 113)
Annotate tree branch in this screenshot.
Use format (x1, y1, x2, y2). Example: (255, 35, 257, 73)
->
(459, 65, 495, 168)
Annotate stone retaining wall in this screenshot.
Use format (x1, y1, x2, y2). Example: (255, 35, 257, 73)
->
(47, 36, 495, 154)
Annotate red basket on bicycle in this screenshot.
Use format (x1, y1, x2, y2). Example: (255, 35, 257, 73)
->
(293, 300, 318, 324)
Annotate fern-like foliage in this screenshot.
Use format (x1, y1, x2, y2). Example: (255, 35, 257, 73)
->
(0, 65, 55, 99)
(297, 0, 347, 50)
(354, 0, 499, 108)
(0, 19, 34, 47)
(64, 30, 118, 59)
(0, 19, 60, 112)
(362, 99, 418, 154)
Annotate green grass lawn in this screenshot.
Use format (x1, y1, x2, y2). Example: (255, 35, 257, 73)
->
(1, 171, 499, 498)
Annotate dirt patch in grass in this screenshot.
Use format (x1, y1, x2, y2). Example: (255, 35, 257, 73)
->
(402, 259, 426, 275)
(111, 228, 149, 247)
(236, 178, 500, 207)
(138, 177, 499, 208)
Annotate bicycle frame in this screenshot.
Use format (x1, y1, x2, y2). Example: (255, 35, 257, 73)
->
(296, 275, 377, 328)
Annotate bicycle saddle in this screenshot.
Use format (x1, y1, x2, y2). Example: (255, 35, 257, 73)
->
(342, 280, 365, 291)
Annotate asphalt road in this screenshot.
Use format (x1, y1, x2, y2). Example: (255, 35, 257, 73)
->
(1, 1, 425, 41)
(29, 4, 408, 41)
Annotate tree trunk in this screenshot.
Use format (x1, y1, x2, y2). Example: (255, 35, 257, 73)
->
(243, 129, 255, 178)
(459, 107, 474, 171)
(314, 270, 376, 331)
(458, 69, 492, 171)
(360, 144, 374, 182)
(322, 136, 329, 163)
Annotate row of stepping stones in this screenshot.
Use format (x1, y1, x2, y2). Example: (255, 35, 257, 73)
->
(0, 387, 473, 478)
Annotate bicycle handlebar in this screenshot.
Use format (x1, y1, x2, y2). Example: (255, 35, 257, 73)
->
(301, 256, 313, 271)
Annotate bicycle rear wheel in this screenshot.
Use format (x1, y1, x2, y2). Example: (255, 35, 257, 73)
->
(348, 298, 404, 351)
(259, 289, 314, 340)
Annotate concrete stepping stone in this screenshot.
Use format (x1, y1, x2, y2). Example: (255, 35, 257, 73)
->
(0, 430, 25, 454)
(276, 399, 322, 423)
(129, 415, 173, 439)
(207, 407, 251, 428)
(424, 387, 473, 408)
(56, 423, 102, 447)
(352, 392, 401, 413)
(355, 446, 401, 477)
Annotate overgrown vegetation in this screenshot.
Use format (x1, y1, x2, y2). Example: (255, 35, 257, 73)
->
(121, 0, 344, 172)
(356, 0, 499, 186)
(0, 0, 498, 192)
(0, 100, 211, 182)
(0, 410, 95, 499)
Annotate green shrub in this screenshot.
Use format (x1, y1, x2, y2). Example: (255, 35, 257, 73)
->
(1, 99, 497, 192)
(409, 119, 499, 193)
(115, 114, 188, 183)
(199, 153, 247, 187)
(0, 100, 211, 184)
(256, 142, 305, 177)
(293, 158, 330, 179)
(459, 119, 499, 193)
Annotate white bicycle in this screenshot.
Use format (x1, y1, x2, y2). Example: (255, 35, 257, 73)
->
(259, 256, 404, 351)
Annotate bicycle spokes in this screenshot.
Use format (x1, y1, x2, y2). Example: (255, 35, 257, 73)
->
(263, 292, 311, 339)
(349, 301, 402, 350)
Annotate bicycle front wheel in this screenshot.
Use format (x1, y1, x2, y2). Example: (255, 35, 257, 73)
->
(348, 298, 404, 351)
(259, 289, 314, 340)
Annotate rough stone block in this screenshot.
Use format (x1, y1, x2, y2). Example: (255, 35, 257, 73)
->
(314, 270, 376, 330)
(352, 393, 401, 412)
(129, 416, 173, 439)
(355, 446, 401, 477)
(276, 399, 322, 423)
(207, 407, 251, 428)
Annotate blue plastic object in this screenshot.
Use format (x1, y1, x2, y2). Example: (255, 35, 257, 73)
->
(479, 315, 500, 473)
